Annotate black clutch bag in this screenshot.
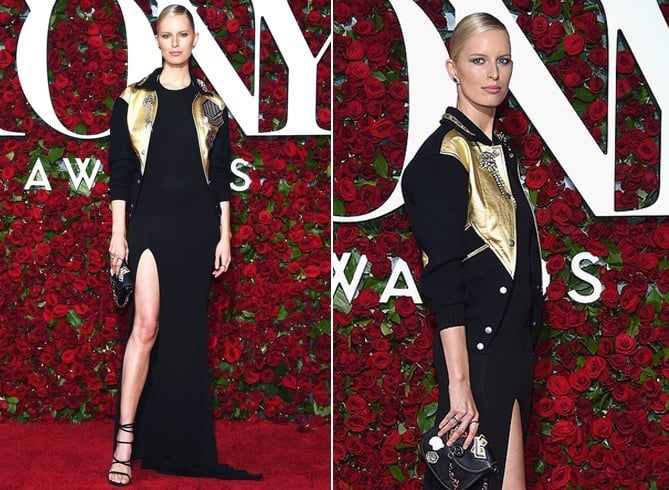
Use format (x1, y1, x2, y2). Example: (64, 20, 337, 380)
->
(419, 425, 498, 490)
(110, 259, 133, 308)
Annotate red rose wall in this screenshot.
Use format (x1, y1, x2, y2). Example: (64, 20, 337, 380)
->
(334, 1, 669, 489)
(0, 0, 331, 428)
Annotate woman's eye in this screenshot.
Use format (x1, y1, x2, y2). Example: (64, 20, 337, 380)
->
(161, 34, 171, 39)
(179, 32, 189, 38)
(498, 57, 512, 65)
(471, 57, 485, 65)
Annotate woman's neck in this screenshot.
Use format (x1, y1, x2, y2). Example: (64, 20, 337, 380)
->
(159, 64, 191, 89)
(456, 101, 496, 141)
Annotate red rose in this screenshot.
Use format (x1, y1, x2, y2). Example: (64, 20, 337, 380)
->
(530, 16, 549, 43)
(568, 370, 590, 392)
(618, 288, 640, 313)
(502, 110, 528, 136)
(588, 76, 604, 94)
(549, 199, 572, 226)
(223, 341, 242, 363)
(524, 167, 547, 190)
(590, 418, 612, 441)
(546, 374, 571, 396)
(589, 445, 609, 469)
(546, 278, 566, 300)
(363, 76, 385, 99)
(553, 396, 574, 416)
(586, 99, 607, 122)
(540, 0, 562, 17)
(563, 33, 585, 56)
(550, 420, 578, 444)
(615, 333, 636, 355)
(583, 356, 606, 379)
(345, 61, 370, 80)
(634, 137, 659, 164)
(394, 297, 416, 317)
(572, 11, 597, 31)
(617, 50, 635, 74)
(545, 254, 565, 274)
(534, 396, 555, 418)
(588, 46, 607, 66)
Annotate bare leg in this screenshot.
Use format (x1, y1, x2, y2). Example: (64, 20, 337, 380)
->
(501, 400, 527, 490)
(108, 250, 159, 485)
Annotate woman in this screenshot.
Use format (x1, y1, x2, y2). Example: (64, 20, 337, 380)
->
(107, 4, 260, 486)
(401, 13, 543, 489)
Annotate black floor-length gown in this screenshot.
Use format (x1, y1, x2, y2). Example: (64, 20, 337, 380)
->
(116, 81, 260, 480)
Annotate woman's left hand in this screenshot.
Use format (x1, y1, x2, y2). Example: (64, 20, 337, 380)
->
(212, 236, 231, 278)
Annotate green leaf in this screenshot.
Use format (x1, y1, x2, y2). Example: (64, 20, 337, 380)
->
(309, 319, 330, 337)
(389, 464, 405, 483)
(333, 288, 352, 314)
(380, 322, 393, 336)
(276, 305, 289, 321)
(581, 336, 599, 355)
(66, 309, 82, 328)
(417, 401, 437, 432)
(372, 151, 388, 178)
(574, 87, 596, 103)
(332, 198, 345, 217)
(545, 47, 566, 63)
(48, 147, 64, 163)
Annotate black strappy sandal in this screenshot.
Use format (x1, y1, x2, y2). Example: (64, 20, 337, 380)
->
(108, 422, 134, 487)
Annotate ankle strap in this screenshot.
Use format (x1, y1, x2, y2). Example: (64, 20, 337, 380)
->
(119, 422, 135, 433)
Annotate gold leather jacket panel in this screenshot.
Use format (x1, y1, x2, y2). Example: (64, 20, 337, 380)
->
(439, 130, 518, 278)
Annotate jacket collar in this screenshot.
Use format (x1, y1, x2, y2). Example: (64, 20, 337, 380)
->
(135, 66, 212, 95)
(442, 107, 503, 147)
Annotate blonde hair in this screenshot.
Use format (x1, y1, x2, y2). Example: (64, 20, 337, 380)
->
(156, 4, 195, 32)
(449, 12, 509, 60)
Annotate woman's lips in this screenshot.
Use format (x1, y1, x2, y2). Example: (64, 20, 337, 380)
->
(483, 85, 501, 94)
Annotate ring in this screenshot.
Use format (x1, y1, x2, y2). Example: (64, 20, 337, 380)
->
(469, 420, 480, 425)
(451, 416, 460, 424)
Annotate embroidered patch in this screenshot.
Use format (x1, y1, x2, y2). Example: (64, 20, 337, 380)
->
(202, 99, 223, 128)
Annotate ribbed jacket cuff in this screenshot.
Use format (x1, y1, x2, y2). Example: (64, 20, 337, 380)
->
(433, 303, 466, 330)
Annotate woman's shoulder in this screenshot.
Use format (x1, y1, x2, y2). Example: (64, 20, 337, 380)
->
(117, 69, 161, 102)
(193, 78, 225, 108)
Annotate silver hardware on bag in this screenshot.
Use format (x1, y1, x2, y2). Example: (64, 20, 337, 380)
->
(426, 450, 439, 464)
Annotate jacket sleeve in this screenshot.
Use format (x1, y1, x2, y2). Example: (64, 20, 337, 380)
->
(108, 96, 137, 202)
(207, 107, 231, 202)
(401, 150, 469, 330)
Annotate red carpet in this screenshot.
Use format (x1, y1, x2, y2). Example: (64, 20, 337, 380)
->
(0, 418, 330, 489)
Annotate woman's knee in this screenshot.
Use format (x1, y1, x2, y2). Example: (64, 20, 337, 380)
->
(131, 315, 158, 345)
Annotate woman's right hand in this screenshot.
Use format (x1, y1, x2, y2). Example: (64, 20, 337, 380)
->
(109, 232, 128, 275)
(437, 380, 480, 450)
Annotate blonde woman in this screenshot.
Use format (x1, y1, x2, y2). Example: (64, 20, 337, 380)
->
(402, 12, 543, 489)
(107, 4, 260, 486)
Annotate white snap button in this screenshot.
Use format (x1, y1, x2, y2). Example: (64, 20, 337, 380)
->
(499, 286, 508, 294)
(476, 343, 484, 351)
(484, 326, 493, 334)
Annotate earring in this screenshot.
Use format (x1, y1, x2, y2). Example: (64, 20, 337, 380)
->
(452, 77, 460, 84)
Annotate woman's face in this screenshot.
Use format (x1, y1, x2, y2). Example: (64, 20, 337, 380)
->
(156, 13, 198, 67)
(447, 28, 512, 114)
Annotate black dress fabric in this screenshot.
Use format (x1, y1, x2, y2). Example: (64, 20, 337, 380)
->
(117, 81, 260, 480)
(402, 108, 540, 490)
